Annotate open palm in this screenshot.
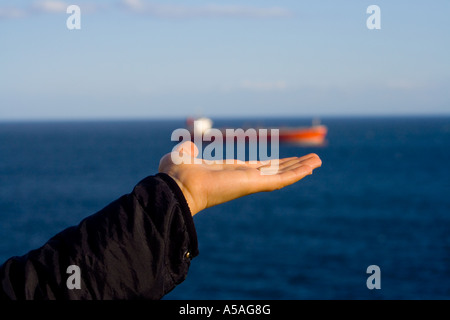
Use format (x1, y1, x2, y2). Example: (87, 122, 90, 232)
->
(159, 141, 322, 216)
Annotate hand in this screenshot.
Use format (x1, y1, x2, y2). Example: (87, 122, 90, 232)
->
(158, 141, 322, 216)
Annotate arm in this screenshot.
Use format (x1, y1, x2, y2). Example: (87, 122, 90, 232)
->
(0, 173, 197, 300)
(0, 141, 322, 300)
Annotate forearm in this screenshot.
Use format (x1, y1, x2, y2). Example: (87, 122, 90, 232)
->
(0, 173, 198, 300)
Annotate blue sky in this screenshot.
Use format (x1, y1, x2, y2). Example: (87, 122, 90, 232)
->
(1, 0, 449, 120)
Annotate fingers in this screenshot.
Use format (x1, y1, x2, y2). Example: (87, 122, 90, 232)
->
(280, 154, 322, 172)
(276, 164, 316, 187)
(258, 153, 322, 173)
(277, 154, 322, 186)
(221, 156, 313, 169)
(243, 157, 296, 169)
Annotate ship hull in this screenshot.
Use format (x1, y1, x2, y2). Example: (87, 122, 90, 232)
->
(273, 125, 328, 145)
(187, 126, 327, 146)
(186, 117, 328, 146)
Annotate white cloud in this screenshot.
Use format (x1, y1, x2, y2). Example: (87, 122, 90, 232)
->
(1, 1, 291, 20)
(0, 1, 99, 18)
(0, 7, 27, 19)
(121, 0, 293, 19)
(122, 0, 144, 11)
(32, 0, 68, 13)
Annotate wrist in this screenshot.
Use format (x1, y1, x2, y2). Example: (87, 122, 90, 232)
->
(167, 174, 200, 216)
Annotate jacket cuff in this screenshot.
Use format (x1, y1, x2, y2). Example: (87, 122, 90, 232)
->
(156, 173, 199, 259)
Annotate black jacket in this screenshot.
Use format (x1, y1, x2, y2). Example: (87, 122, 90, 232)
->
(0, 173, 198, 300)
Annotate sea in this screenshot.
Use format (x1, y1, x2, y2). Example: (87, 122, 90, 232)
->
(0, 116, 449, 300)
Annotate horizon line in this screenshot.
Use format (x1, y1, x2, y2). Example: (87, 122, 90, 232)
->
(1, 113, 450, 123)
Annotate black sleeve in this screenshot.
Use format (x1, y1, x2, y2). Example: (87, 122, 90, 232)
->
(0, 173, 199, 300)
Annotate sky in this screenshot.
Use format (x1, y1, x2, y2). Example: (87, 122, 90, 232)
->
(0, 0, 449, 120)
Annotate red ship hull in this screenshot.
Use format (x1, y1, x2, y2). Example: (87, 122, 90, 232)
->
(186, 118, 328, 146)
(272, 125, 328, 145)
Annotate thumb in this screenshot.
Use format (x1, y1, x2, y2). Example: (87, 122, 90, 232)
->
(175, 141, 199, 158)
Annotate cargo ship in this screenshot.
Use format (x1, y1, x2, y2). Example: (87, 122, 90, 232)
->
(186, 117, 327, 146)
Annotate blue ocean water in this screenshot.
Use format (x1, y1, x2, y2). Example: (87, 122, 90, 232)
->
(0, 117, 449, 300)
